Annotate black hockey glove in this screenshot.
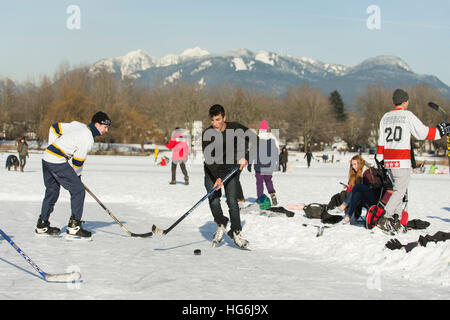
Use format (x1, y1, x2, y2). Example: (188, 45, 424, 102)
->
(437, 122, 450, 137)
(385, 238, 403, 250)
(403, 241, 419, 253)
(386, 238, 420, 253)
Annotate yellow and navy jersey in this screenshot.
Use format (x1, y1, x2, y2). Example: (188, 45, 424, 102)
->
(47, 121, 86, 145)
(50, 122, 63, 138)
(43, 121, 94, 176)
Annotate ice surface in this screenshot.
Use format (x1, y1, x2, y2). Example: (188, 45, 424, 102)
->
(0, 151, 448, 299)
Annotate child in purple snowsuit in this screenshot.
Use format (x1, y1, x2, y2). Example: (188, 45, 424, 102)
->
(249, 120, 279, 206)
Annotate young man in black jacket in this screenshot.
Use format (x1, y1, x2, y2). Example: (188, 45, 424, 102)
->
(202, 104, 256, 249)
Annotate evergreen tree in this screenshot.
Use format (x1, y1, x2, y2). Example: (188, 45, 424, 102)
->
(329, 90, 347, 122)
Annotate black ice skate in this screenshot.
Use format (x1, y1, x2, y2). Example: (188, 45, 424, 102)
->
(66, 216, 92, 240)
(35, 218, 61, 237)
(377, 216, 401, 236)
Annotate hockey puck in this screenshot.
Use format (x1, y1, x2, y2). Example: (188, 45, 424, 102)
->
(194, 249, 201, 255)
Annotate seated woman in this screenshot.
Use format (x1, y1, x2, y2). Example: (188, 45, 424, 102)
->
(285, 155, 368, 213)
(339, 155, 381, 223)
(285, 155, 381, 224)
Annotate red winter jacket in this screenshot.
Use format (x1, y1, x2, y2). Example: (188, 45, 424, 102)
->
(166, 133, 188, 161)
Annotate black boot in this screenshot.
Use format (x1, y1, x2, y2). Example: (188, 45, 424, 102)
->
(35, 218, 61, 236)
(66, 215, 91, 238)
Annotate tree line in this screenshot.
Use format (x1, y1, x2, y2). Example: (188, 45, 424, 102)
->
(0, 63, 449, 154)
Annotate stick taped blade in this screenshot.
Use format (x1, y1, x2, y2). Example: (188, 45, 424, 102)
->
(151, 224, 165, 235)
(130, 231, 153, 238)
(428, 101, 448, 120)
(428, 101, 440, 111)
(45, 271, 82, 283)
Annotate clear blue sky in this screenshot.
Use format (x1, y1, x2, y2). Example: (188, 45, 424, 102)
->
(1, 0, 449, 85)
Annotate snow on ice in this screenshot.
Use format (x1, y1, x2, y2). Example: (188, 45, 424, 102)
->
(0, 151, 448, 299)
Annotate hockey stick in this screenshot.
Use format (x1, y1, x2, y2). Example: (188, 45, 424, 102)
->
(428, 102, 450, 174)
(428, 101, 448, 121)
(83, 184, 153, 238)
(0, 228, 82, 283)
(152, 167, 240, 236)
(301, 223, 332, 237)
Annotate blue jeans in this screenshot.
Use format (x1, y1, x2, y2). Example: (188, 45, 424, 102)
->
(40, 160, 85, 221)
(344, 184, 376, 219)
(204, 168, 242, 232)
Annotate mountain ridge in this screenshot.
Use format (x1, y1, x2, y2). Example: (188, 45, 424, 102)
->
(89, 47, 450, 109)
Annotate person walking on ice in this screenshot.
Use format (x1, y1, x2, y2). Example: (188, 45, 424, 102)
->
(279, 146, 288, 172)
(166, 127, 189, 185)
(17, 137, 29, 172)
(304, 149, 313, 168)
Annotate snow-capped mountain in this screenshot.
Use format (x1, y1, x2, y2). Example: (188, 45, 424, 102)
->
(89, 47, 450, 109)
(347, 55, 412, 74)
(90, 47, 211, 79)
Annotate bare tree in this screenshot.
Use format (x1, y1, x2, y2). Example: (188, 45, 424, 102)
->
(113, 108, 162, 148)
(357, 84, 392, 146)
(340, 111, 365, 149)
(7, 59, 448, 159)
(38, 87, 98, 140)
(284, 83, 334, 151)
(90, 68, 119, 109)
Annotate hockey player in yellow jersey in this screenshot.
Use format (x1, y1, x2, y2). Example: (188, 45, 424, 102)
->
(35, 112, 111, 239)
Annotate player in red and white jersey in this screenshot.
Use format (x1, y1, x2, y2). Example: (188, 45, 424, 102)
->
(376, 89, 449, 233)
(377, 99, 441, 170)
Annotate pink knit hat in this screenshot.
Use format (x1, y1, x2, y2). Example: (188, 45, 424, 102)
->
(259, 120, 269, 130)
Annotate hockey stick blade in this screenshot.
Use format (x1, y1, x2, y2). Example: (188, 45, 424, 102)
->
(130, 231, 153, 238)
(151, 224, 166, 235)
(301, 223, 331, 229)
(428, 102, 448, 121)
(301, 223, 330, 237)
(428, 101, 440, 111)
(84, 184, 153, 238)
(151, 167, 240, 237)
(45, 271, 82, 283)
(1, 228, 82, 283)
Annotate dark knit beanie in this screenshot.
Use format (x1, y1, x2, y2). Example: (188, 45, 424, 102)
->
(91, 111, 111, 126)
(392, 89, 409, 106)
